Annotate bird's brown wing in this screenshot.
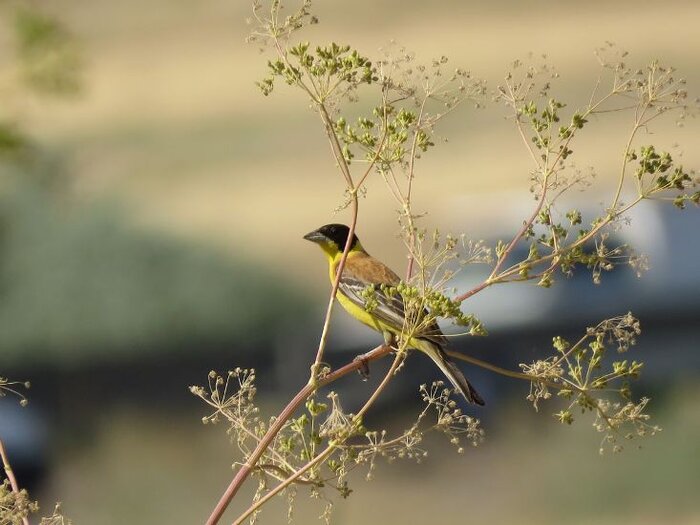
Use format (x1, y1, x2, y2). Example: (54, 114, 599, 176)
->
(338, 253, 484, 405)
(337, 253, 406, 330)
(337, 253, 448, 347)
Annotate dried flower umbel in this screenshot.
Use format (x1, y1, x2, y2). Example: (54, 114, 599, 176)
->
(0, 378, 30, 407)
(520, 314, 659, 453)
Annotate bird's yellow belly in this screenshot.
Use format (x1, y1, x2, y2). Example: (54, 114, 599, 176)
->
(330, 254, 408, 344)
(336, 292, 384, 332)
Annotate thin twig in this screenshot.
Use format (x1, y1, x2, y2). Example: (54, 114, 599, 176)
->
(312, 194, 358, 372)
(0, 437, 30, 525)
(404, 94, 430, 280)
(445, 350, 554, 386)
(311, 100, 365, 372)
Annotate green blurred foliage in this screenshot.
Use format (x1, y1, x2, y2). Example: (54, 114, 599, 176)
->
(0, 122, 28, 159)
(0, 3, 80, 163)
(0, 178, 308, 365)
(13, 5, 82, 96)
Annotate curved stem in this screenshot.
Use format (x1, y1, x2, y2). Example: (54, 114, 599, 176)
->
(403, 95, 430, 281)
(356, 347, 405, 420)
(445, 349, 570, 393)
(318, 104, 353, 188)
(610, 103, 648, 211)
(312, 196, 358, 372)
(311, 102, 364, 372)
(445, 350, 540, 384)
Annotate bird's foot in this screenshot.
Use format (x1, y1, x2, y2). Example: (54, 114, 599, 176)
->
(353, 355, 371, 381)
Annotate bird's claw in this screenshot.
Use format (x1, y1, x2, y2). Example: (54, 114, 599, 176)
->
(353, 355, 371, 381)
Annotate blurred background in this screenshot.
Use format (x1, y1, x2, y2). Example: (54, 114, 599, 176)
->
(0, 0, 699, 523)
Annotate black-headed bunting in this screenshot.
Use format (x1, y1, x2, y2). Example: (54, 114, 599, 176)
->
(304, 223, 484, 405)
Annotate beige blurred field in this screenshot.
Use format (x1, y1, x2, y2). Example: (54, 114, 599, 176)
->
(25, 0, 700, 286)
(6, 1, 700, 523)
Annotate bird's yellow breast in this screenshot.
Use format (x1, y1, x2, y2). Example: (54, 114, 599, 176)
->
(335, 289, 383, 331)
(327, 250, 384, 333)
(336, 286, 427, 352)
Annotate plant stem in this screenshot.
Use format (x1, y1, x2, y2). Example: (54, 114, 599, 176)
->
(0, 437, 30, 525)
(312, 195, 358, 373)
(445, 350, 560, 391)
(446, 350, 534, 383)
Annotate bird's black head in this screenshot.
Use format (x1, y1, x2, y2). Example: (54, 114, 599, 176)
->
(303, 223, 361, 252)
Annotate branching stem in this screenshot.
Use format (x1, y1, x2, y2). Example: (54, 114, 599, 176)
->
(205, 344, 392, 525)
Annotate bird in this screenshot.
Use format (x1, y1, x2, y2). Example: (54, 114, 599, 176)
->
(303, 223, 484, 405)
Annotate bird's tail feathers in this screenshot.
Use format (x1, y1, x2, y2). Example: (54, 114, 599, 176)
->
(417, 340, 485, 406)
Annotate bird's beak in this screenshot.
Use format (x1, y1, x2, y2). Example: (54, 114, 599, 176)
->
(303, 230, 327, 244)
